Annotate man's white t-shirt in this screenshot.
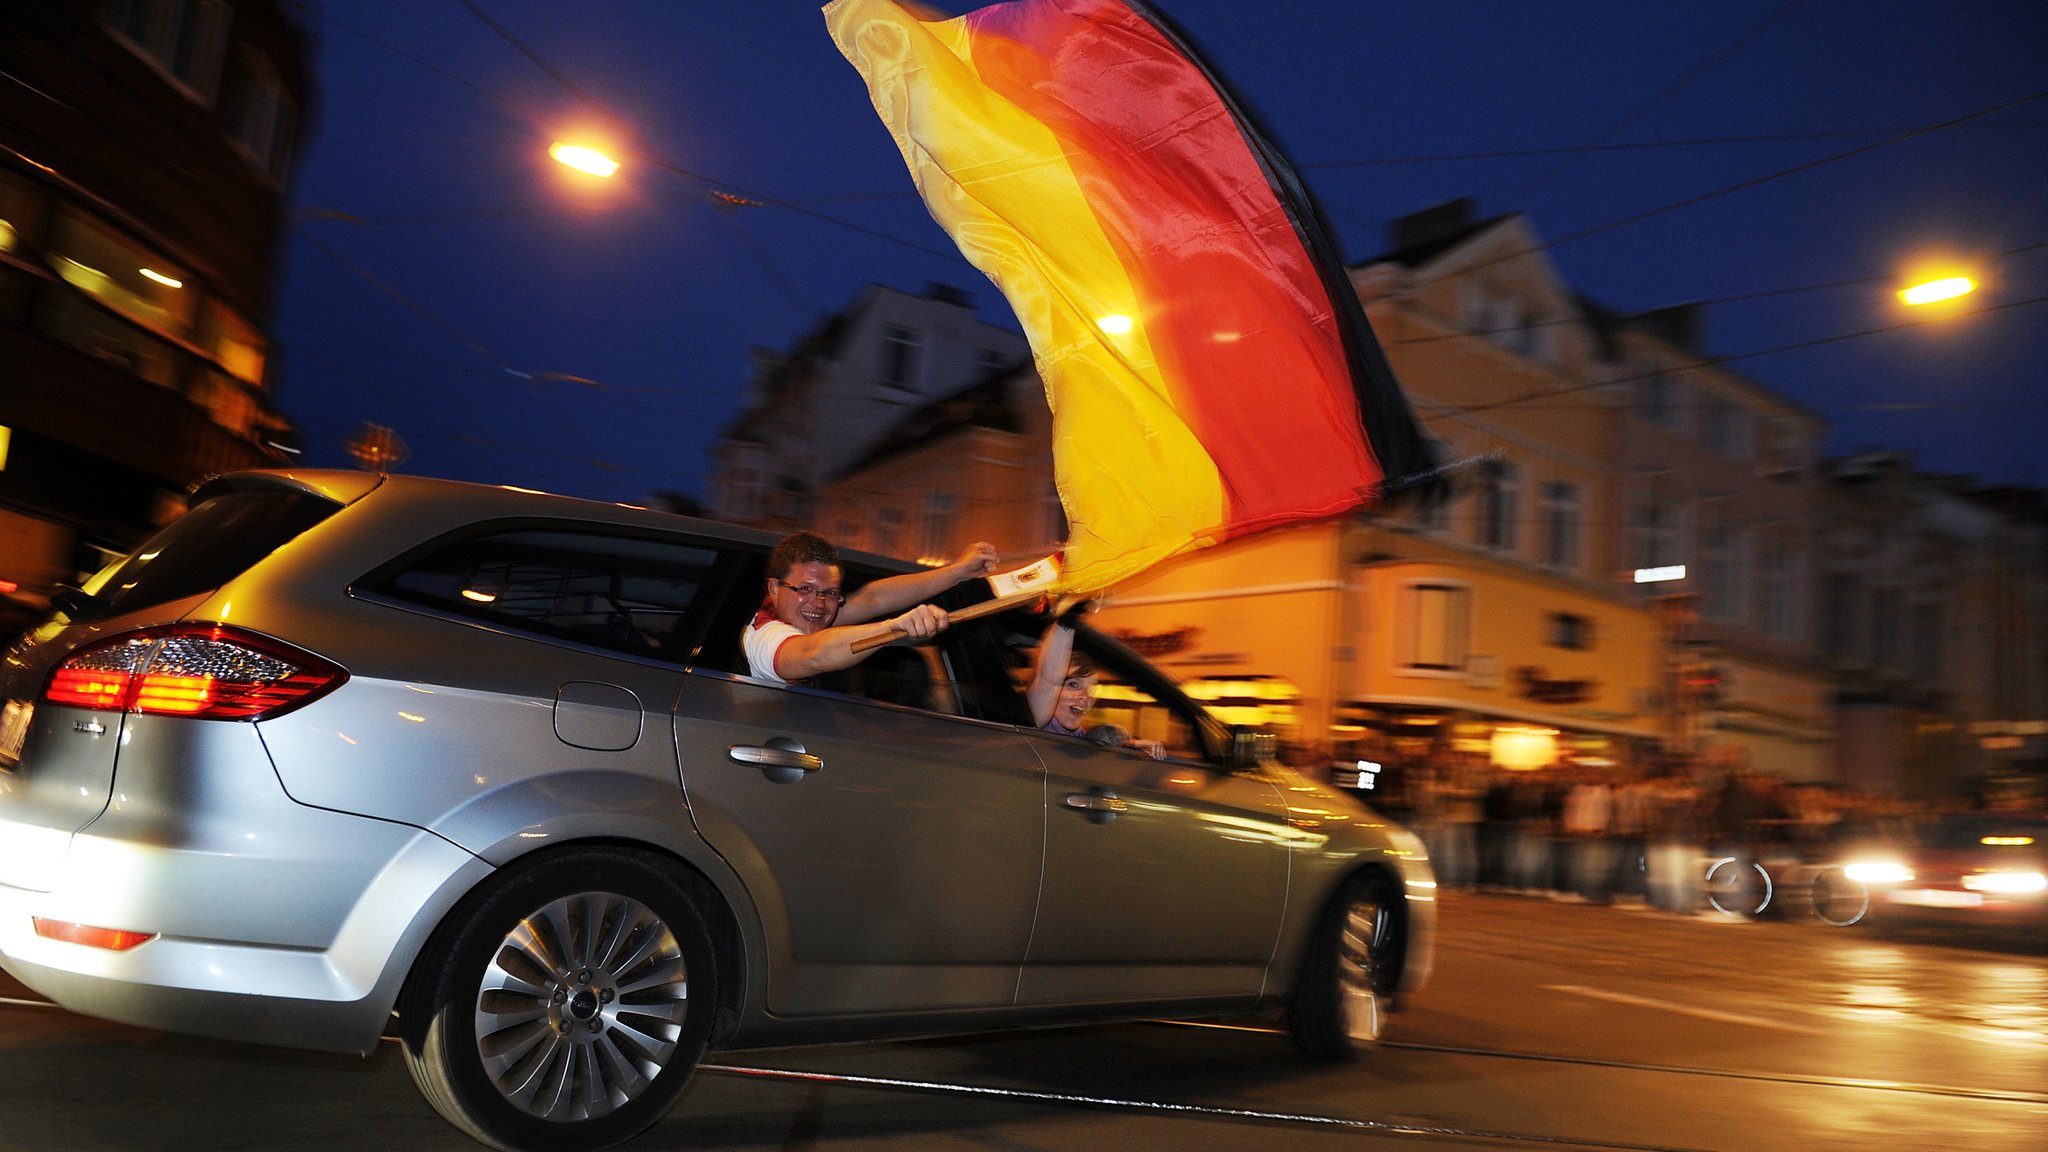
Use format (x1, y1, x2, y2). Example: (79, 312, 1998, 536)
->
(742, 610, 803, 684)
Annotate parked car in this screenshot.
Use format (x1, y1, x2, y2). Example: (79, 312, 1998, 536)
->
(1848, 810, 2048, 939)
(0, 470, 1436, 1152)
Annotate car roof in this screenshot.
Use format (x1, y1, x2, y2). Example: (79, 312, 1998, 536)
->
(195, 469, 920, 576)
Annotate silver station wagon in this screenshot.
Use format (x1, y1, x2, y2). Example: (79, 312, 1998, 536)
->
(0, 470, 1435, 1152)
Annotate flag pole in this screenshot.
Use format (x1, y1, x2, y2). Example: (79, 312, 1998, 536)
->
(849, 588, 1047, 654)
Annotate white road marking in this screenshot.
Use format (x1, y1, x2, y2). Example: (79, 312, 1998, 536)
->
(1546, 984, 1823, 1034)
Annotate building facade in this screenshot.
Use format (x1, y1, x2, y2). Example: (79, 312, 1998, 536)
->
(706, 281, 1029, 534)
(1820, 451, 2048, 801)
(715, 200, 2042, 800)
(1601, 301, 1834, 781)
(1, 0, 309, 629)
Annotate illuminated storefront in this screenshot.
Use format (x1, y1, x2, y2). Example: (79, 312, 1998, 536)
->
(1097, 522, 1665, 779)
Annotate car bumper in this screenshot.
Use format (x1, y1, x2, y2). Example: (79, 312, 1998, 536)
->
(0, 813, 489, 1054)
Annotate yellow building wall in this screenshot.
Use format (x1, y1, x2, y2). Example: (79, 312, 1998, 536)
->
(1357, 559, 1661, 740)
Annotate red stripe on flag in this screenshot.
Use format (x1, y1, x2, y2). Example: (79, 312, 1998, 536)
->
(966, 0, 1385, 538)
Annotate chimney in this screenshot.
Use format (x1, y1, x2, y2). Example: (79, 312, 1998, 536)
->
(924, 282, 973, 309)
(1627, 304, 1705, 354)
(1389, 198, 1476, 253)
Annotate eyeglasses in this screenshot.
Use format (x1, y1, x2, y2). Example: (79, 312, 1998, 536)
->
(775, 579, 844, 604)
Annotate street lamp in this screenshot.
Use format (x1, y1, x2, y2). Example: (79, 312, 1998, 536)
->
(1899, 275, 1974, 306)
(549, 142, 620, 178)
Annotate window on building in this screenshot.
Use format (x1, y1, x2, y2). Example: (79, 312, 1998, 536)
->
(1871, 588, 1900, 672)
(1630, 493, 1682, 572)
(1487, 295, 1530, 355)
(1757, 417, 1807, 478)
(191, 369, 257, 437)
(880, 324, 922, 390)
(1633, 369, 1683, 430)
(1822, 573, 1858, 663)
(205, 298, 266, 385)
(920, 492, 955, 562)
(873, 506, 904, 555)
(1698, 518, 1743, 623)
(1540, 481, 1581, 571)
(1405, 582, 1470, 671)
(1408, 437, 1452, 534)
(1699, 390, 1752, 460)
(1757, 535, 1795, 640)
(102, 0, 231, 103)
(0, 167, 40, 255)
(1477, 459, 1519, 553)
(1547, 612, 1593, 651)
(47, 208, 197, 341)
(1910, 602, 1942, 684)
(221, 53, 295, 181)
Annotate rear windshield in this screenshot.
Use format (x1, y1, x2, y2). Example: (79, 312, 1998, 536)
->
(74, 490, 340, 620)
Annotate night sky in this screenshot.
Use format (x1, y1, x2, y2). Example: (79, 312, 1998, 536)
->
(274, 1, 2048, 505)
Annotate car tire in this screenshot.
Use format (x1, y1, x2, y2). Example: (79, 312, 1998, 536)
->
(1288, 869, 1404, 1060)
(401, 848, 717, 1152)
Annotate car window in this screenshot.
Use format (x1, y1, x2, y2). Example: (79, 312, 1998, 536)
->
(996, 613, 1224, 761)
(369, 529, 720, 661)
(75, 490, 340, 620)
(698, 553, 1000, 721)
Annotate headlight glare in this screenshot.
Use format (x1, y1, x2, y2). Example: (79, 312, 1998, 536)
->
(1843, 860, 1913, 885)
(1960, 871, 2047, 894)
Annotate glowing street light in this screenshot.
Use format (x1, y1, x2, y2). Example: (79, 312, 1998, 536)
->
(1899, 275, 1974, 306)
(549, 142, 620, 178)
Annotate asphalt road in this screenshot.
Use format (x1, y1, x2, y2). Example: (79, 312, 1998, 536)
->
(2, 892, 2043, 1152)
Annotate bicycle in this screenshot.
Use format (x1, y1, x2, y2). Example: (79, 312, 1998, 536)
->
(1703, 855, 1774, 917)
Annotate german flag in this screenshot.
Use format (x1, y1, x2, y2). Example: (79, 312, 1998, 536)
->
(826, 0, 1437, 593)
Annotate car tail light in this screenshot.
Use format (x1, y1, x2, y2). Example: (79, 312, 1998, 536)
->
(33, 918, 156, 951)
(41, 625, 346, 721)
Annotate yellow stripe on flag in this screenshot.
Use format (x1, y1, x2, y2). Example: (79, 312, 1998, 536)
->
(827, 0, 1226, 593)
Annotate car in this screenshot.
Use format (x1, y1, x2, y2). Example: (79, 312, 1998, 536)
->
(1846, 810, 2048, 939)
(0, 469, 1436, 1152)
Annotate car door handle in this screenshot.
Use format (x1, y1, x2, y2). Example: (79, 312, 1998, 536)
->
(1062, 787, 1127, 825)
(729, 742, 821, 785)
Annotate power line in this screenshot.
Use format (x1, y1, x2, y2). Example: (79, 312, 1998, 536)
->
(1432, 293, 2048, 419)
(1548, 90, 2048, 253)
(1500, 0, 1810, 207)
(1390, 238, 2048, 349)
(1299, 118, 2048, 172)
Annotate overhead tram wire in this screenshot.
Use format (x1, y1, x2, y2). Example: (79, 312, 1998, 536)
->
(1430, 292, 2048, 420)
(310, 9, 2047, 471)
(339, 6, 2047, 304)
(1391, 238, 2048, 350)
(1497, 0, 1811, 207)
(450, 0, 965, 267)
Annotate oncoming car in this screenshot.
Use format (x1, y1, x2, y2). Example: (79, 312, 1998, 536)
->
(1848, 811, 2048, 939)
(0, 470, 1435, 1152)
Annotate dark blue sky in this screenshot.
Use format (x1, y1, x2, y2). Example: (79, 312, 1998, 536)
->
(276, 1, 2048, 504)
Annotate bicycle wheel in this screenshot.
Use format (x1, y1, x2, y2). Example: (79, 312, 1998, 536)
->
(1809, 867, 1870, 926)
(1704, 856, 1773, 917)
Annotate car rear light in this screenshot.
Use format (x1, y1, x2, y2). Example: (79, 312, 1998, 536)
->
(1961, 871, 2048, 895)
(41, 625, 346, 721)
(33, 918, 156, 951)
